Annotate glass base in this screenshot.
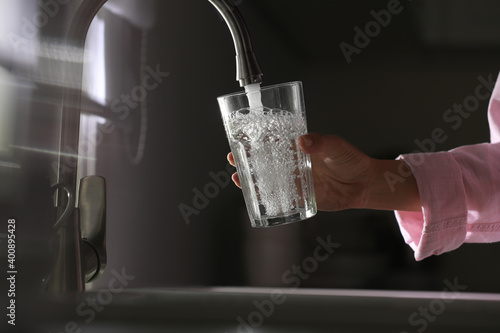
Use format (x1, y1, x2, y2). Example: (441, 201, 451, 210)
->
(251, 207, 316, 228)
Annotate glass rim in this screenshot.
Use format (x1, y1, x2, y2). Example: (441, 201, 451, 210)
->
(217, 81, 303, 100)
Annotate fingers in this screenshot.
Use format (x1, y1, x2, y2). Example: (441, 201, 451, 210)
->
(227, 152, 236, 166)
(232, 172, 241, 188)
(227, 153, 240, 188)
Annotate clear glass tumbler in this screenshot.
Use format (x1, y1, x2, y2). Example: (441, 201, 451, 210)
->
(218, 81, 317, 227)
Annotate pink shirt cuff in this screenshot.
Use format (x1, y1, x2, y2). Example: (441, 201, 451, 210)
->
(395, 73, 500, 260)
(395, 152, 468, 261)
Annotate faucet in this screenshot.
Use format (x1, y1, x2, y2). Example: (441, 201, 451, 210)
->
(48, 0, 263, 294)
(209, 0, 263, 86)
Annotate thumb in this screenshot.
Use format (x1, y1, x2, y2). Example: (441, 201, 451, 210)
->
(298, 133, 348, 158)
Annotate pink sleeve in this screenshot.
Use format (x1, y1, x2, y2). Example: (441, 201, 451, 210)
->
(395, 72, 500, 261)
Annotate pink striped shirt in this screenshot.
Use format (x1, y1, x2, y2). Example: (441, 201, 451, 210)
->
(395, 73, 500, 260)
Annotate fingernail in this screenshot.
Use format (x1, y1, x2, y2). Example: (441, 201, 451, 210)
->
(301, 135, 313, 147)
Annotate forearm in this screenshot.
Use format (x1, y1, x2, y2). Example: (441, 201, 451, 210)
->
(364, 159, 422, 212)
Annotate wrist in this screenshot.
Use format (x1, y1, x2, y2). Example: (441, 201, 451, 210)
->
(365, 158, 421, 212)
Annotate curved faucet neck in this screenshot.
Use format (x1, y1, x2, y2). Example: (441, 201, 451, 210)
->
(209, 0, 263, 87)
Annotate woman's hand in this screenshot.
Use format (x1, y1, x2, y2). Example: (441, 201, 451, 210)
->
(296, 133, 372, 211)
(227, 133, 421, 212)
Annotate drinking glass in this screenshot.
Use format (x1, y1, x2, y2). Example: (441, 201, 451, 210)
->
(218, 81, 316, 227)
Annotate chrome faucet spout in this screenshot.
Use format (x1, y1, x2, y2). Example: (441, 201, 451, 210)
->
(208, 0, 263, 86)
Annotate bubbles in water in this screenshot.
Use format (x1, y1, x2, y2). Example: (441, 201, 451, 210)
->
(229, 106, 308, 217)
